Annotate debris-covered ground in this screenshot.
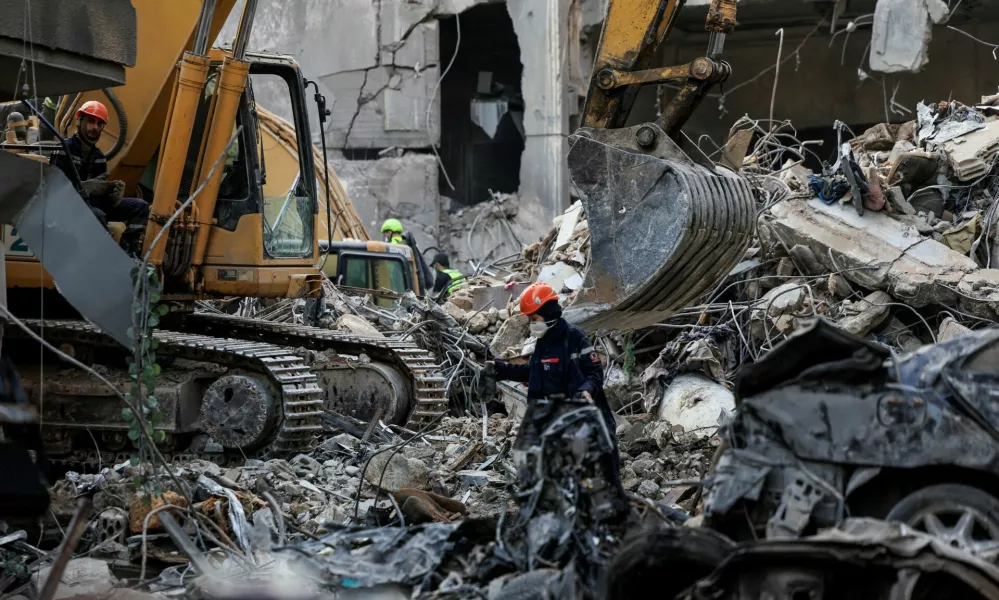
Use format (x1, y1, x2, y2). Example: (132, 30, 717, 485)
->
(10, 75, 999, 600)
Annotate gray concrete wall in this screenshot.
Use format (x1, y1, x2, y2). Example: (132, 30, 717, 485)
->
(331, 153, 440, 251)
(626, 19, 999, 152)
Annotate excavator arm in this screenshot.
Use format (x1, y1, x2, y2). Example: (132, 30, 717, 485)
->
(581, 0, 736, 135)
(565, 0, 754, 332)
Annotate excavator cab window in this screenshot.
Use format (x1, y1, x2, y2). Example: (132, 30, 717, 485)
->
(247, 68, 316, 259)
(338, 251, 409, 308)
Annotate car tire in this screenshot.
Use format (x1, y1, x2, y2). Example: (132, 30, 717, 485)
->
(601, 526, 734, 600)
(886, 483, 999, 563)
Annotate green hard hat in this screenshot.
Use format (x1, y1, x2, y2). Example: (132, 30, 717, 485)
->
(381, 218, 404, 234)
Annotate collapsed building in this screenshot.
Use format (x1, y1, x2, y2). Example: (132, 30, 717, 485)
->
(222, 0, 999, 268)
(8, 0, 999, 599)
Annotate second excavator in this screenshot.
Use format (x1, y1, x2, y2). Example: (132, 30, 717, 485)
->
(566, 0, 756, 332)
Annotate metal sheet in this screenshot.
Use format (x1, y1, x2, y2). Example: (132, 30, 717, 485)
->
(0, 152, 134, 349)
(0, 0, 136, 98)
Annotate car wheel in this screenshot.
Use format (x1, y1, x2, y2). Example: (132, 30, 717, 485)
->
(886, 483, 999, 563)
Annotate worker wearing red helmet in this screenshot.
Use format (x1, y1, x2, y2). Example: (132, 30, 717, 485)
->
(484, 282, 622, 478)
(50, 100, 150, 256)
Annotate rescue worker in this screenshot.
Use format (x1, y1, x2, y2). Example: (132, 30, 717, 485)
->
(49, 100, 149, 256)
(3, 112, 27, 144)
(381, 218, 405, 244)
(483, 282, 623, 482)
(430, 252, 465, 299)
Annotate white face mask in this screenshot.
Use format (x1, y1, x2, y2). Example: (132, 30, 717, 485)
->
(529, 321, 550, 339)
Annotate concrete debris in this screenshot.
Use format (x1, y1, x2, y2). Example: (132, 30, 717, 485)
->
(33, 558, 116, 600)
(362, 452, 431, 492)
(837, 291, 893, 336)
(336, 314, 385, 338)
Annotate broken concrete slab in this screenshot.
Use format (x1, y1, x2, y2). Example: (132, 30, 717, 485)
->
(768, 197, 999, 315)
(363, 452, 430, 492)
(34, 558, 116, 600)
(537, 262, 583, 293)
(937, 119, 999, 182)
(869, 0, 942, 74)
(938, 316, 972, 342)
(837, 291, 893, 336)
(490, 315, 529, 358)
(337, 314, 385, 338)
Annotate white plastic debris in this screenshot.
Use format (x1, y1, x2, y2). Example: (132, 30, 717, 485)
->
(656, 374, 735, 439)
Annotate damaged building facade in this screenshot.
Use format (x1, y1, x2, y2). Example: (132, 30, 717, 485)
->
(220, 0, 999, 268)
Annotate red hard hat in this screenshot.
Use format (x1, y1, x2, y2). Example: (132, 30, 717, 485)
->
(75, 100, 108, 125)
(519, 282, 559, 316)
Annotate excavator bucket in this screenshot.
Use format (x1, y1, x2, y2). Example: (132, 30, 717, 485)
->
(564, 123, 756, 332)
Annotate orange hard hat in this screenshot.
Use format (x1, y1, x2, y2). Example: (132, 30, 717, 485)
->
(519, 282, 559, 316)
(75, 100, 108, 125)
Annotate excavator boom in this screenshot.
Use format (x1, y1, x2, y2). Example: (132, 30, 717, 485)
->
(565, 0, 754, 332)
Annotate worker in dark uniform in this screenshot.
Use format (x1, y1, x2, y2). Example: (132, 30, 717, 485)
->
(381, 218, 405, 244)
(483, 282, 623, 486)
(430, 252, 465, 300)
(49, 100, 149, 256)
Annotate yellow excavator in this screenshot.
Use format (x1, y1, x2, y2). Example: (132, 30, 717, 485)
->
(567, 0, 755, 331)
(0, 0, 752, 464)
(0, 0, 445, 464)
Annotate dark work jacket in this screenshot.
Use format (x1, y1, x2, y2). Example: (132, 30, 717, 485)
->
(494, 318, 605, 404)
(50, 134, 107, 185)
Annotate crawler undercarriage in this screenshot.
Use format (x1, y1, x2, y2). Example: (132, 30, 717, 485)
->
(8, 313, 447, 467)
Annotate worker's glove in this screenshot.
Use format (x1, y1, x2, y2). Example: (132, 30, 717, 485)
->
(108, 179, 125, 207)
(475, 361, 497, 400)
(79, 178, 117, 202)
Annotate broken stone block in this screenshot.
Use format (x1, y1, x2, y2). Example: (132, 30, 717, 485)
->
(637, 480, 660, 500)
(870, 0, 936, 74)
(828, 273, 856, 299)
(884, 317, 924, 352)
(486, 307, 500, 324)
(760, 282, 806, 318)
(467, 312, 490, 334)
(774, 314, 796, 334)
(450, 295, 474, 311)
(34, 558, 115, 599)
(769, 197, 988, 310)
(837, 291, 892, 336)
(497, 308, 510, 321)
(337, 314, 384, 338)
(938, 316, 972, 342)
(776, 257, 796, 278)
(363, 452, 430, 492)
(603, 364, 632, 412)
(656, 374, 735, 440)
(490, 314, 529, 357)
(789, 245, 824, 276)
(444, 301, 468, 322)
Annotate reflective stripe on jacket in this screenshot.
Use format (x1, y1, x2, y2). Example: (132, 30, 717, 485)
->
(442, 268, 465, 293)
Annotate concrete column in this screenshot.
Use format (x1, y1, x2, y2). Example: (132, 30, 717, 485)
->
(507, 0, 572, 223)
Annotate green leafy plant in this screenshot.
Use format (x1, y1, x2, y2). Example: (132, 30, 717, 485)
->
(623, 336, 637, 378)
(123, 264, 168, 488)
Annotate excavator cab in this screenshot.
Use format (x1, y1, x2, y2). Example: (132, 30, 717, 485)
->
(320, 239, 423, 308)
(565, 0, 755, 332)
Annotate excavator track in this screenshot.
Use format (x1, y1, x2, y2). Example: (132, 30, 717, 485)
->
(177, 313, 449, 424)
(12, 316, 447, 468)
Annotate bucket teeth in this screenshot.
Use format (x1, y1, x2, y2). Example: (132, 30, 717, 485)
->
(566, 124, 756, 332)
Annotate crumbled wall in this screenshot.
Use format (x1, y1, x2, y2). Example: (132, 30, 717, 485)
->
(331, 153, 440, 251)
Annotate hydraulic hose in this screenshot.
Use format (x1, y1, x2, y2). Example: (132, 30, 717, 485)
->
(101, 88, 128, 160)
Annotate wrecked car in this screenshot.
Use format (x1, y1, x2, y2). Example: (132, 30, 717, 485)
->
(704, 318, 999, 563)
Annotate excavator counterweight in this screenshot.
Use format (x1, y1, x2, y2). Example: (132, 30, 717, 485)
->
(567, 0, 755, 331)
